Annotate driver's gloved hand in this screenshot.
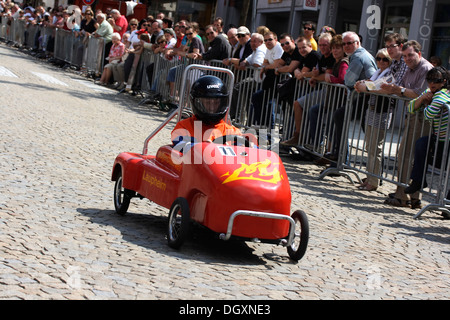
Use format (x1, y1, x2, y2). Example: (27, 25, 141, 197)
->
(172, 136, 198, 153)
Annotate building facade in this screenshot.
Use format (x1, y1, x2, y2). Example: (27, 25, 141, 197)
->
(254, 0, 449, 68)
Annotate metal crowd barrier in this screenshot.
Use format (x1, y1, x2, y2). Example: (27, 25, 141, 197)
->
(4, 23, 450, 219)
(310, 86, 449, 219)
(2, 19, 105, 74)
(413, 103, 450, 219)
(0, 16, 7, 40)
(54, 28, 105, 73)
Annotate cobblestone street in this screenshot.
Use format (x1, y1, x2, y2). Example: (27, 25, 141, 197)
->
(0, 44, 449, 301)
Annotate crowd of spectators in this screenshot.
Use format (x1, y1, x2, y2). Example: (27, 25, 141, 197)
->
(1, 0, 449, 213)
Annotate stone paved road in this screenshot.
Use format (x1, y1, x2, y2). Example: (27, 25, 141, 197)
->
(0, 44, 449, 300)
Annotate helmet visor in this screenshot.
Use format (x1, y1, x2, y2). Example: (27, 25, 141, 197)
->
(193, 96, 229, 116)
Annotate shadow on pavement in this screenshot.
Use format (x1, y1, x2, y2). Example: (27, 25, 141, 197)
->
(77, 207, 296, 266)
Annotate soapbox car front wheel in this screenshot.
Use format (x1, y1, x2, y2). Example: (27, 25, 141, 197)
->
(167, 197, 191, 249)
(113, 171, 135, 216)
(287, 210, 309, 261)
(213, 135, 250, 147)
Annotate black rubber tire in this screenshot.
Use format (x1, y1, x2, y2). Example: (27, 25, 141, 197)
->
(167, 197, 191, 249)
(113, 171, 133, 216)
(287, 210, 309, 261)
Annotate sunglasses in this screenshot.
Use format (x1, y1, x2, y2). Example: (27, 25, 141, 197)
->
(280, 41, 291, 47)
(264, 38, 274, 42)
(386, 44, 399, 49)
(376, 57, 390, 62)
(237, 34, 247, 38)
(185, 32, 193, 36)
(158, 41, 166, 44)
(343, 41, 357, 46)
(206, 32, 214, 36)
(304, 27, 313, 31)
(426, 78, 444, 84)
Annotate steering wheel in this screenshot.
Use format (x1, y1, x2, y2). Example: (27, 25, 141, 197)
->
(212, 135, 251, 147)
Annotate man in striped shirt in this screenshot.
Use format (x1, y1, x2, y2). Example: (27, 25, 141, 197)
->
(405, 67, 450, 195)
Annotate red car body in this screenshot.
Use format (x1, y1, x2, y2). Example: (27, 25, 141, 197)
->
(112, 142, 291, 240)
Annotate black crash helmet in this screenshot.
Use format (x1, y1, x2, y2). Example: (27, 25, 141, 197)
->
(190, 75, 229, 125)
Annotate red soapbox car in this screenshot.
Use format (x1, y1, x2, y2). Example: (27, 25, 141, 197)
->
(111, 66, 309, 261)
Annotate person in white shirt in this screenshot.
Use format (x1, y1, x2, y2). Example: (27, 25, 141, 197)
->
(241, 33, 267, 68)
(259, 31, 283, 76)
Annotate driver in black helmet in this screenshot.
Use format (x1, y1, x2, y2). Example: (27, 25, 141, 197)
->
(171, 75, 242, 148)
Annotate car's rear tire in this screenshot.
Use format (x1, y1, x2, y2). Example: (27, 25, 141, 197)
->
(113, 171, 134, 215)
(167, 197, 191, 249)
(287, 210, 309, 261)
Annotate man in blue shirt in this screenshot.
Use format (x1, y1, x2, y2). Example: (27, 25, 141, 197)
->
(326, 31, 377, 161)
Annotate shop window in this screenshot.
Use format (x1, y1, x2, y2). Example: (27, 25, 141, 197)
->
(382, 4, 412, 40)
(430, 3, 450, 68)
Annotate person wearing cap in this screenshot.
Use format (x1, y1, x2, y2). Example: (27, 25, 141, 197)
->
(223, 26, 252, 67)
(110, 9, 128, 37)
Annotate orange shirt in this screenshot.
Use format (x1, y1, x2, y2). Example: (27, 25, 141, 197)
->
(171, 116, 241, 143)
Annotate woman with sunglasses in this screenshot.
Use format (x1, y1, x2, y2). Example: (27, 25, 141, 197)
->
(126, 18, 138, 35)
(184, 24, 205, 59)
(354, 48, 393, 191)
(404, 67, 450, 197)
(79, 9, 98, 37)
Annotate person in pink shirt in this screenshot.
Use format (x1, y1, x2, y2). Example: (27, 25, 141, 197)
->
(97, 33, 125, 85)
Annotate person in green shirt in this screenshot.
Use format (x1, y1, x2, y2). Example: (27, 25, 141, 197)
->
(404, 67, 450, 196)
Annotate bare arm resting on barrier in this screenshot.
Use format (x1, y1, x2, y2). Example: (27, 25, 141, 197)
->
(276, 60, 300, 76)
(407, 89, 434, 113)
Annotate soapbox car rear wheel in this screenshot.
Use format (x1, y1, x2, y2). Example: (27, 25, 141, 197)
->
(113, 172, 135, 216)
(167, 197, 191, 249)
(287, 210, 309, 261)
(213, 135, 250, 147)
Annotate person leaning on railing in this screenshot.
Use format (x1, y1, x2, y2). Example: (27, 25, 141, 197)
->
(188, 24, 230, 61)
(325, 31, 377, 163)
(280, 33, 331, 147)
(380, 40, 434, 209)
(404, 67, 450, 196)
(309, 34, 348, 156)
(353, 48, 394, 192)
(163, 23, 205, 101)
